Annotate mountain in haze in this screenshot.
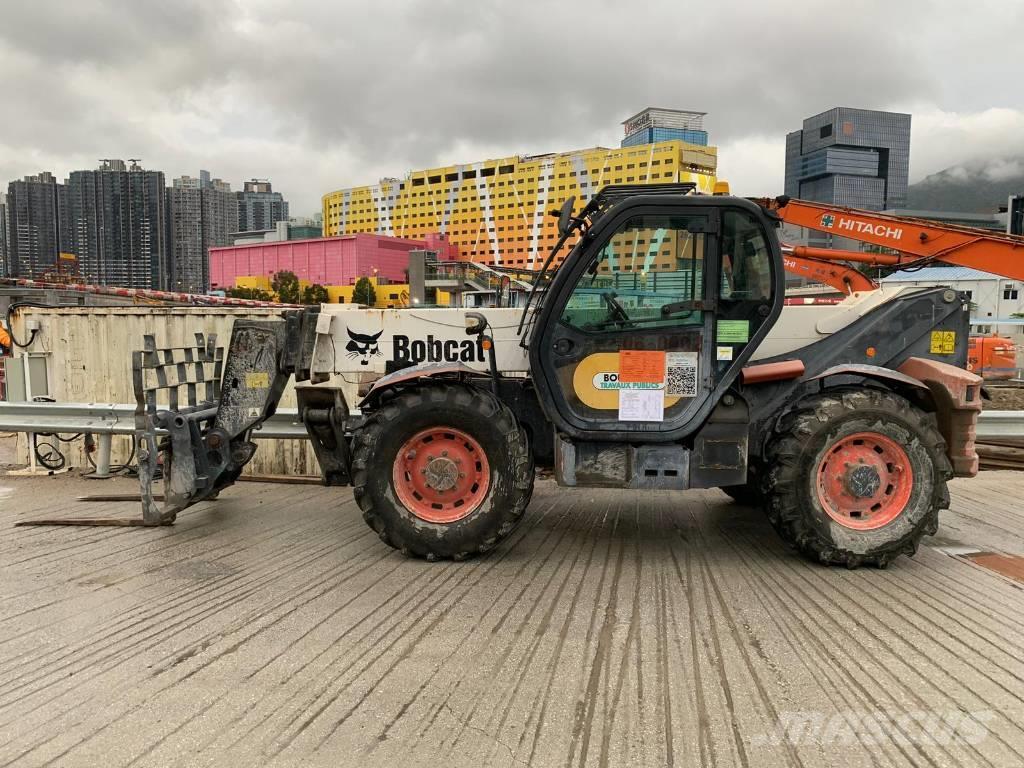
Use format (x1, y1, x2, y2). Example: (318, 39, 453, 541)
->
(906, 157, 1024, 213)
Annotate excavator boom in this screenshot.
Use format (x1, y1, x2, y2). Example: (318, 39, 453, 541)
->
(781, 248, 878, 294)
(774, 197, 1024, 281)
(771, 197, 1024, 384)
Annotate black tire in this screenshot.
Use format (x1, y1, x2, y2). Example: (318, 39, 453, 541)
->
(763, 389, 951, 568)
(351, 383, 534, 560)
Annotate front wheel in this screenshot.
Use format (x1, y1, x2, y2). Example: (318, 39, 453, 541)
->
(351, 383, 534, 560)
(763, 389, 951, 568)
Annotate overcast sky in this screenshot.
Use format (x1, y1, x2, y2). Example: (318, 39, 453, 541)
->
(2, 0, 1022, 215)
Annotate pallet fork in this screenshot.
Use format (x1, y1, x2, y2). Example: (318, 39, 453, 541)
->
(17, 316, 304, 527)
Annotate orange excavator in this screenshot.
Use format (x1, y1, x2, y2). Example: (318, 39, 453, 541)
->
(967, 333, 1017, 380)
(769, 196, 1023, 380)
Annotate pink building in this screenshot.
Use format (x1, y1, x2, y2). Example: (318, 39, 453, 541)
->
(209, 232, 459, 289)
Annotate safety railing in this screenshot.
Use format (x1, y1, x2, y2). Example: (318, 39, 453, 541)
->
(0, 401, 308, 476)
(975, 410, 1024, 439)
(3, 401, 1020, 447)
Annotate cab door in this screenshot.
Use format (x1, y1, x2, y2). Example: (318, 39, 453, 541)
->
(529, 197, 781, 442)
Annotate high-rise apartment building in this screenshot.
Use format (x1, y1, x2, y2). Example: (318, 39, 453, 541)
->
(322, 115, 717, 268)
(169, 171, 237, 293)
(0, 193, 7, 277)
(66, 159, 170, 289)
(237, 179, 289, 232)
(784, 107, 911, 211)
(4, 172, 70, 279)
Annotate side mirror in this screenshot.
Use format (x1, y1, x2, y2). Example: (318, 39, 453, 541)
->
(557, 195, 577, 238)
(464, 311, 488, 336)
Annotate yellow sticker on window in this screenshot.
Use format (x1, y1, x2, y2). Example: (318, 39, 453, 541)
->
(929, 330, 956, 355)
(245, 371, 270, 388)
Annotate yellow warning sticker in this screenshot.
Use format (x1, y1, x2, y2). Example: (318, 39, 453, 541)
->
(929, 330, 956, 355)
(245, 371, 270, 388)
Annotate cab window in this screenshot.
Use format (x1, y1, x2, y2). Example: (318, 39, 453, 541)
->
(559, 214, 708, 332)
(721, 210, 772, 301)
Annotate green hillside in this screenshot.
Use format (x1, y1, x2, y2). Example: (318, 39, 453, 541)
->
(907, 159, 1024, 212)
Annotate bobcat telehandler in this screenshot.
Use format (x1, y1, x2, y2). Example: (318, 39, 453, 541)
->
(132, 183, 1004, 568)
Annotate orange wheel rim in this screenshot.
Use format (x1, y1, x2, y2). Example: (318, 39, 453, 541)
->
(815, 432, 913, 531)
(392, 427, 490, 524)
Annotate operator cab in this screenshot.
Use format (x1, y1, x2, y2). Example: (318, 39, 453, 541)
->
(525, 185, 785, 486)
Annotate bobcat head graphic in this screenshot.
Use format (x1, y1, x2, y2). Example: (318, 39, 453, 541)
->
(345, 328, 384, 366)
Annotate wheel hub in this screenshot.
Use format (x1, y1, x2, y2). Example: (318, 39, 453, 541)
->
(815, 431, 914, 531)
(424, 457, 459, 491)
(393, 427, 490, 524)
(845, 464, 882, 498)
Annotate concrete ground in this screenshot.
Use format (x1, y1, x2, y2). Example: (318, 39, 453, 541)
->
(1, 471, 1023, 767)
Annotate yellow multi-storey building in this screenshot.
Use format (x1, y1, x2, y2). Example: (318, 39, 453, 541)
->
(322, 140, 717, 269)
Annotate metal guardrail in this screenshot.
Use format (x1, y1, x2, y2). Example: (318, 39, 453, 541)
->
(975, 411, 1024, 440)
(0, 401, 309, 440)
(0, 401, 308, 478)
(2, 402, 1022, 469)
(3, 402, 1022, 441)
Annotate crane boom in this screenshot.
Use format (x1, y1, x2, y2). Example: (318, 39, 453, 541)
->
(774, 197, 1024, 282)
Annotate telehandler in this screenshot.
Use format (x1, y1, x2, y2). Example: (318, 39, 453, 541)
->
(131, 183, 1024, 568)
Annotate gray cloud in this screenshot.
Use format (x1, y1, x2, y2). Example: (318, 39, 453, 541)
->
(2, 0, 1022, 213)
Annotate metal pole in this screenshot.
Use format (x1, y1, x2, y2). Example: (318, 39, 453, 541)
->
(92, 434, 112, 479)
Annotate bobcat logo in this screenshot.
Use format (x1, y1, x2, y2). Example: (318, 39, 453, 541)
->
(345, 328, 383, 365)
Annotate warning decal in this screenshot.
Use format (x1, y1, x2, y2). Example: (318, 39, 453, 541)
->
(929, 330, 956, 355)
(245, 371, 270, 388)
(618, 350, 666, 384)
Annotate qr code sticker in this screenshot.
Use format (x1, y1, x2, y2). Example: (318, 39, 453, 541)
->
(665, 352, 698, 397)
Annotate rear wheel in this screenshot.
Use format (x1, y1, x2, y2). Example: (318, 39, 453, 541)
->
(351, 383, 533, 560)
(763, 389, 951, 568)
